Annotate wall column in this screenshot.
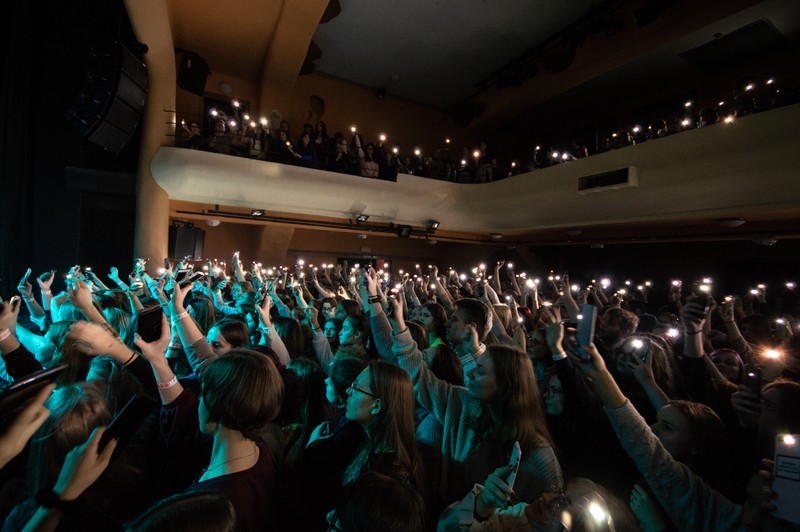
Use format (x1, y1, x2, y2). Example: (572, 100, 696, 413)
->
(125, 0, 176, 270)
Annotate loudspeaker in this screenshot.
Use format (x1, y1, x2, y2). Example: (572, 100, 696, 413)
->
(178, 53, 209, 96)
(168, 225, 205, 260)
(66, 41, 148, 154)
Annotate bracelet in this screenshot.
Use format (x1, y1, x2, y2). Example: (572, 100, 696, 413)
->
(685, 329, 703, 335)
(35, 489, 82, 513)
(23, 295, 34, 302)
(123, 351, 137, 366)
(368, 295, 381, 304)
(157, 375, 179, 390)
(0, 328, 11, 342)
(42, 289, 52, 294)
(172, 311, 190, 323)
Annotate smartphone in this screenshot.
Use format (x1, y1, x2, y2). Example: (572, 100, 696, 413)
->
(97, 394, 158, 456)
(174, 269, 191, 284)
(506, 441, 522, 491)
(576, 304, 597, 360)
(744, 364, 761, 397)
(624, 337, 651, 362)
(178, 271, 204, 287)
(136, 306, 164, 343)
(0, 364, 68, 426)
(773, 434, 800, 525)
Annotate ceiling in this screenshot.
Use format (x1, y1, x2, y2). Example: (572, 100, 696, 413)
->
(166, 0, 800, 115)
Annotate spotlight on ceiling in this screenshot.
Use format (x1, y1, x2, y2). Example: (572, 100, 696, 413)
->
(396, 225, 412, 238)
(250, 209, 265, 217)
(356, 214, 369, 223)
(428, 220, 440, 232)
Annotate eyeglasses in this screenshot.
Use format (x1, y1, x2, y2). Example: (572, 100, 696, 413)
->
(348, 381, 379, 399)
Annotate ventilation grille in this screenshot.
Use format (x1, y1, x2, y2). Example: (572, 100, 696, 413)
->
(577, 167, 638, 193)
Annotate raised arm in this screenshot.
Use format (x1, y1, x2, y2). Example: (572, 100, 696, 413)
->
(255, 295, 290, 365)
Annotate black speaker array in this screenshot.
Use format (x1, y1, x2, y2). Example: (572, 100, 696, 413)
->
(168, 225, 205, 260)
(66, 41, 148, 154)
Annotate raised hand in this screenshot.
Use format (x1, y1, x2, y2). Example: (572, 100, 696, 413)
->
(17, 269, 34, 299)
(168, 280, 193, 315)
(133, 313, 172, 365)
(0, 383, 53, 468)
(37, 270, 56, 292)
(68, 279, 94, 311)
(53, 427, 118, 502)
(0, 297, 22, 332)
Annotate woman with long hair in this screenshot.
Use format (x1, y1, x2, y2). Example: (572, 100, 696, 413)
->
(384, 297, 561, 507)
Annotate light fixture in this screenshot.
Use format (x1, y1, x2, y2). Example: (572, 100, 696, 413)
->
(715, 218, 745, 227)
(250, 209, 265, 217)
(356, 214, 369, 223)
(396, 225, 412, 238)
(428, 220, 440, 232)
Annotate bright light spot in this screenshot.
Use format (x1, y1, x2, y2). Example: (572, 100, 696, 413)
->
(766, 78, 775, 85)
(645, 281, 652, 287)
(511, 161, 516, 168)
(787, 282, 796, 289)
(703, 277, 713, 284)
(571, 284, 580, 292)
(672, 280, 681, 287)
(632, 126, 641, 133)
(600, 278, 610, 288)
(526, 279, 535, 288)
(229, 120, 236, 128)
(612, 133, 618, 138)
(724, 115, 735, 124)
(445, 138, 451, 144)
(552, 151, 560, 159)
(637, 285, 644, 291)
(479, 263, 486, 270)
(414, 148, 421, 156)
(460, 274, 467, 281)
(260, 117, 268, 126)
(681, 118, 691, 127)
(232, 100, 240, 108)
(618, 288, 627, 295)
(776, 318, 785, 325)
(542, 301, 553, 307)
(460, 159, 467, 165)
(684, 101, 693, 108)
(350, 125, 357, 133)
(745, 83, 754, 91)
(561, 153, 569, 160)
(631, 339, 644, 349)
(764, 349, 782, 359)
(588, 501, 607, 522)
(758, 284, 766, 289)
(507, 262, 514, 268)
(158, 267, 165, 274)
(534, 278, 540, 285)
(667, 328, 680, 338)
(751, 289, 760, 295)
(718, 100, 725, 107)
(577, 314, 583, 320)
(784, 435, 796, 445)
(625, 280, 631, 286)
(699, 284, 711, 293)
(473, 149, 481, 158)
(472, 268, 478, 274)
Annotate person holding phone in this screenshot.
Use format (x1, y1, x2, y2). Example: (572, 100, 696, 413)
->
(384, 296, 561, 509)
(563, 339, 791, 530)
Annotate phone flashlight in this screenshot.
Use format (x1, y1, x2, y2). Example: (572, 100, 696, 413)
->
(787, 282, 797, 289)
(764, 349, 783, 359)
(379, 134, 386, 142)
(672, 280, 682, 287)
(667, 328, 680, 338)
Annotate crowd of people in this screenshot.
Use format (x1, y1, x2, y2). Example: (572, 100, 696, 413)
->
(177, 76, 798, 184)
(1, 255, 798, 531)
